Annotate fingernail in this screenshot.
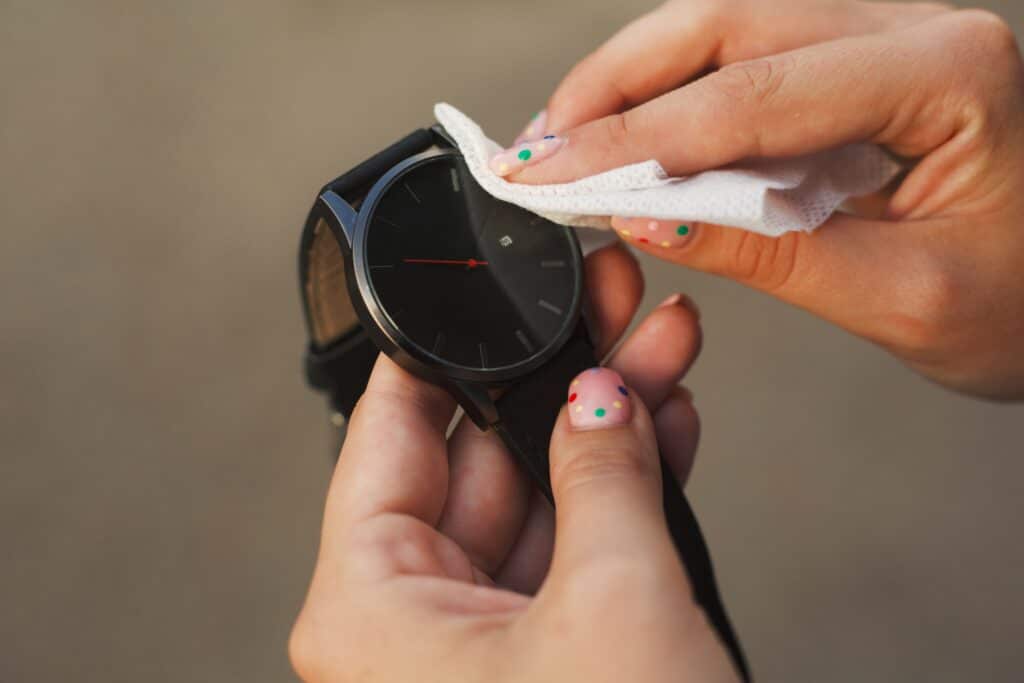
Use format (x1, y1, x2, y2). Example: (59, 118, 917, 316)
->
(657, 293, 683, 309)
(490, 136, 566, 177)
(513, 109, 548, 145)
(657, 292, 701, 321)
(613, 218, 694, 248)
(568, 367, 632, 431)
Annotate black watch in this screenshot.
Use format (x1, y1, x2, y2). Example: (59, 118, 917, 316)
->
(297, 125, 748, 680)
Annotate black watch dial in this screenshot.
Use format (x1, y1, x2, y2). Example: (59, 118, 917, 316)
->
(362, 153, 580, 373)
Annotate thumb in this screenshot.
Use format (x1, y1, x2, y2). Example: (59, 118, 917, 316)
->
(545, 367, 682, 584)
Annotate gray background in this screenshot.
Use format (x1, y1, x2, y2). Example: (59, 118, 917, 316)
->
(2, 1, 1022, 681)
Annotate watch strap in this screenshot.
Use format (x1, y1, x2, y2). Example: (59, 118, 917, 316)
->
(493, 325, 595, 499)
(301, 128, 442, 417)
(320, 128, 437, 203)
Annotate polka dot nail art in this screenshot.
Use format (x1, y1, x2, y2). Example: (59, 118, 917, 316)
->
(490, 135, 566, 177)
(612, 217, 694, 248)
(513, 109, 549, 145)
(567, 367, 632, 431)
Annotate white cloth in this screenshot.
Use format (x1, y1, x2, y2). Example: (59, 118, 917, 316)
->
(434, 103, 901, 237)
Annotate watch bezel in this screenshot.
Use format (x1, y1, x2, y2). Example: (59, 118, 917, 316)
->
(346, 149, 585, 385)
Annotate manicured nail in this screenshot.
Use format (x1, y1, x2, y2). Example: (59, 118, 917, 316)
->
(513, 109, 548, 145)
(613, 218, 694, 248)
(658, 293, 683, 309)
(657, 292, 701, 321)
(568, 367, 632, 431)
(489, 136, 566, 177)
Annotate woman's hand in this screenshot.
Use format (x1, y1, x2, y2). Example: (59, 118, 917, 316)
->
(500, 0, 1024, 401)
(289, 245, 739, 682)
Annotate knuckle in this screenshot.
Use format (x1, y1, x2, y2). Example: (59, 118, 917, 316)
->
(952, 10, 1020, 64)
(553, 444, 655, 496)
(592, 110, 650, 167)
(720, 230, 801, 292)
(288, 617, 325, 682)
(883, 259, 961, 356)
(713, 55, 794, 107)
(602, 111, 633, 149)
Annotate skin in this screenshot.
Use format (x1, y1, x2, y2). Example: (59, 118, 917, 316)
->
(511, 0, 1024, 401)
(291, 246, 736, 681)
(292, 2, 1024, 681)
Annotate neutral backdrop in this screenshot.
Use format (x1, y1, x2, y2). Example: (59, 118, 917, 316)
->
(2, 1, 1022, 681)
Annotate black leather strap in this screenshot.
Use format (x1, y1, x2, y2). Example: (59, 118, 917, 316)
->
(662, 463, 750, 680)
(320, 128, 437, 204)
(493, 326, 595, 498)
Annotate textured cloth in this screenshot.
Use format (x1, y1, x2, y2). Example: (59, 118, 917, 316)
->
(435, 103, 902, 237)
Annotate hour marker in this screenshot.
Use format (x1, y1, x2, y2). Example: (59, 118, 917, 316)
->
(432, 331, 445, 355)
(450, 168, 461, 192)
(376, 216, 402, 229)
(515, 329, 534, 353)
(538, 299, 563, 316)
(540, 260, 566, 268)
(478, 342, 489, 368)
(404, 182, 421, 204)
(370, 264, 394, 270)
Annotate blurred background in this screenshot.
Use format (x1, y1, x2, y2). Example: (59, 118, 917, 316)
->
(2, 1, 1022, 681)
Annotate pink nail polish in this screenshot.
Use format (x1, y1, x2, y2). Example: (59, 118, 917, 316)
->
(657, 292, 701, 320)
(658, 293, 683, 309)
(489, 135, 566, 177)
(513, 109, 548, 145)
(613, 218, 695, 248)
(568, 367, 632, 431)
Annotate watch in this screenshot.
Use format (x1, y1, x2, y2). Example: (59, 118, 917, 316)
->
(298, 125, 749, 680)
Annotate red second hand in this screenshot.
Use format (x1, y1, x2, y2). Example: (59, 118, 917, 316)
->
(402, 258, 488, 268)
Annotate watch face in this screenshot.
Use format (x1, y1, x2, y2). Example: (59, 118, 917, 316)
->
(359, 153, 581, 375)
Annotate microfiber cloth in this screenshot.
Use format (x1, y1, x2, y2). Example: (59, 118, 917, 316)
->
(435, 103, 902, 237)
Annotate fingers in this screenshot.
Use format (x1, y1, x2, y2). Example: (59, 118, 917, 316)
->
(539, 0, 955, 137)
(584, 243, 645, 356)
(545, 368, 681, 585)
(605, 292, 702, 407)
(321, 355, 456, 542)
(542, 3, 723, 133)
(654, 386, 700, 487)
(614, 213, 963, 355)
(512, 11, 1008, 185)
(436, 427, 532, 575)
(492, 489, 555, 594)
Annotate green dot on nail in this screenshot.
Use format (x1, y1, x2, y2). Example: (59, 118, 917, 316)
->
(518, 148, 532, 161)
(595, 408, 607, 418)
(677, 225, 690, 236)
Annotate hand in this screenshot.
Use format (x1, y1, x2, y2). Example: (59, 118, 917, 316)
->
(289, 245, 738, 682)
(499, 0, 1024, 401)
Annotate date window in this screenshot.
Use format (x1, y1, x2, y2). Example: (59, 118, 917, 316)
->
(499, 235, 513, 248)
